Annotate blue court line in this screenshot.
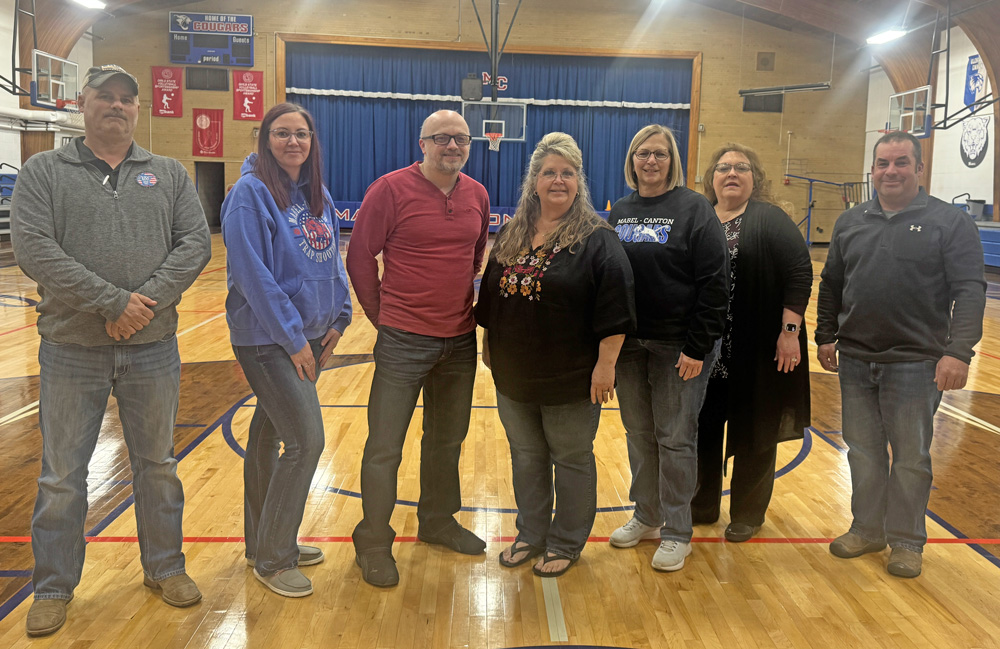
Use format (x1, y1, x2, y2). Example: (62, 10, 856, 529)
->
(0, 394, 249, 620)
(174, 423, 206, 428)
(0, 571, 31, 578)
(810, 428, 1000, 569)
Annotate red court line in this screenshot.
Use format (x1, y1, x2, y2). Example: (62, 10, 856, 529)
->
(0, 323, 36, 337)
(176, 310, 227, 314)
(1, 536, 997, 545)
(198, 266, 226, 276)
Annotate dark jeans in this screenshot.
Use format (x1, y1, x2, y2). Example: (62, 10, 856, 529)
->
(615, 338, 719, 543)
(495, 391, 601, 559)
(838, 354, 941, 552)
(352, 326, 477, 555)
(32, 337, 185, 600)
(693, 377, 777, 526)
(233, 339, 325, 576)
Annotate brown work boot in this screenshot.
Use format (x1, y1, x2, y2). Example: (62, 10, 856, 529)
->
(25, 598, 69, 637)
(886, 547, 922, 578)
(143, 573, 202, 607)
(829, 532, 886, 558)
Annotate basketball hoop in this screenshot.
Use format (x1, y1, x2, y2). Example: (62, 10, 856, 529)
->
(56, 98, 79, 113)
(486, 132, 503, 152)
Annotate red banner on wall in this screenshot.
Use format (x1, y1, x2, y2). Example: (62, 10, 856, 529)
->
(233, 70, 264, 121)
(152, 66, 183, 118)
(193, 108, 224, 158)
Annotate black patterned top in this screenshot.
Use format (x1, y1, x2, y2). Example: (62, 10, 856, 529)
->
(711, 215, 742, 379)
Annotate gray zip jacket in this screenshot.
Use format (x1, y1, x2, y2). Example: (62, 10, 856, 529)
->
(11, 138, 211, 346)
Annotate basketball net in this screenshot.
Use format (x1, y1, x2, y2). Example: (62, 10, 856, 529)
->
(486, 132, 502, 152)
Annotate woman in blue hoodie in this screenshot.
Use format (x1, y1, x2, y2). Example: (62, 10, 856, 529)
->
(222, 103, 351, 598)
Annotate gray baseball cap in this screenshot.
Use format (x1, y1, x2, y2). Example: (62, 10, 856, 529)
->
(83, 64, 139, 95)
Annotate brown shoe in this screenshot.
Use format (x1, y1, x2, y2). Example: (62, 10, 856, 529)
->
(887, 547, 922, 578)
(143, 573, 202, 607)
(26, 598, 69, 637)
(829, 532, 886, 559)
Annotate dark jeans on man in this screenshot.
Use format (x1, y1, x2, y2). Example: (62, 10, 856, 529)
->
(352, 326, 477, 555)
(693, 377, 778, 526)
(233, 338, 325, 576)
(838, 354, 941, 552)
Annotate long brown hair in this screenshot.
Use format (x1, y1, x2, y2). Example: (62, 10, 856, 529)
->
(253, 103, 329, 217)
(491, 132, 611, 266)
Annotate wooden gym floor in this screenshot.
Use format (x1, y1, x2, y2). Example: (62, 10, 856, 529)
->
(1, 233, 1000, 649)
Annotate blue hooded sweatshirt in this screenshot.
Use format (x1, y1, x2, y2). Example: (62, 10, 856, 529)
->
(222, 154, 351, 355)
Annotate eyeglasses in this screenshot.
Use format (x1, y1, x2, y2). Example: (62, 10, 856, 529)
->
(270, 129, 313, 142)
(421, 133, 472, 146)
(715, 162, 752, 174)
(539, 169, 578, 181)
(633, 150, 670, 161)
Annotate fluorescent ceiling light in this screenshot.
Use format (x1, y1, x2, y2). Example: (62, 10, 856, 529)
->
(867, 29, 907, 45)
(71, 0, 107, 9)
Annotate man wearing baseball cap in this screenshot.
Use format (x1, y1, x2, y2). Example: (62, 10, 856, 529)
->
(11, 64, 211, 636)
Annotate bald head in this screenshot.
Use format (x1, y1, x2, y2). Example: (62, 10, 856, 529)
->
(420, 110, 469, 138)
(418, 110, 472, 178)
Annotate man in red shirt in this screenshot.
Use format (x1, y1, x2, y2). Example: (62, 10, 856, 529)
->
(347, 110, 490, 587)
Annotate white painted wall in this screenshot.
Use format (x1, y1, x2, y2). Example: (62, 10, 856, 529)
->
(930, 26, 994, 209)
(864, 27, 995, 212)
(0, 0, 22, 166)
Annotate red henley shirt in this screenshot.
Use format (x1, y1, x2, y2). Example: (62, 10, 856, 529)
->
(346, 162, 490, 337)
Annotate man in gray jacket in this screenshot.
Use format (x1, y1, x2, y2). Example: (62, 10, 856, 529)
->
(11, 64, 211, 637)
(816, 131, 986, 579)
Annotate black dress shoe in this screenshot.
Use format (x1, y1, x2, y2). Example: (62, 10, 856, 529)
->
(724, 523, 761, 543)
(418, 524, 486, 555)
(356, 551, 399, 587)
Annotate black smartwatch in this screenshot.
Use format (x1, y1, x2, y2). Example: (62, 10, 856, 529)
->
(783, 322, 798, 334)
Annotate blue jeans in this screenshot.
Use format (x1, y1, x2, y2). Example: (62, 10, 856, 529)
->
(838, 354, 941, 552)
(32, 337, 185, 600)
(233, 339, 325, 576)
(496, 391, 601, 559)
(352, 326, 477, 554)
(615, 338, 719, 543)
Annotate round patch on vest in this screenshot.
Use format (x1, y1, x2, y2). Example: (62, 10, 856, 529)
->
(135, 172, 158, 187)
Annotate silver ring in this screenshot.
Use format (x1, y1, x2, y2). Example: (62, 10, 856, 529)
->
(792, 357, 799, 363)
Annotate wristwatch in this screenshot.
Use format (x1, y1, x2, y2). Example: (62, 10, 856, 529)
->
(783, 322, 798, 334)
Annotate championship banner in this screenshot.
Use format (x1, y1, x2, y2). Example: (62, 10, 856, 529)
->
(152, 66, 183, 118)
(193, 108, 223, 157)
(233, 70, 263, 121)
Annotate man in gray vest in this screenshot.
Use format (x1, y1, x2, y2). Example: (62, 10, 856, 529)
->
(11, 64, 211, 636)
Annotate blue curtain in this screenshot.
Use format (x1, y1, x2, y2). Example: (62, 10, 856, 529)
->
(288, 43, 691, 209)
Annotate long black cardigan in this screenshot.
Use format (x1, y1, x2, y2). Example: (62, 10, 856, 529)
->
(724, 200, 813, 460)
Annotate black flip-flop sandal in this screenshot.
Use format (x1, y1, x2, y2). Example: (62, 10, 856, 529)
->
(498, 540, 545, 568)
(532, 551, 578, 578)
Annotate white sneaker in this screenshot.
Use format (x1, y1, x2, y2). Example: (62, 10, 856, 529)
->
(651, 540, 692, 571)
(609, 516, 661, 548)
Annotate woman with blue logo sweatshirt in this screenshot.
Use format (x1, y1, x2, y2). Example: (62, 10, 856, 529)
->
(222, 103, 351, 598)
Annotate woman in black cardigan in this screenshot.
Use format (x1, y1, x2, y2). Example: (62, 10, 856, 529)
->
(691, 142, 812, 542)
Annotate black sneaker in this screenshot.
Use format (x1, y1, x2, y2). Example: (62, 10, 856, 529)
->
(418, 524, 486, 555)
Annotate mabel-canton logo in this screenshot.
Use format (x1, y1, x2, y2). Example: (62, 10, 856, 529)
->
(174, 14, 192, 31)
(135, 172, 158, 187)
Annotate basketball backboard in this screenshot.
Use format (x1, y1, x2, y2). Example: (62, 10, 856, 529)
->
(887, 85, 932, 138)
(31, 50, 80, 112)
(462, 100, 527, 142)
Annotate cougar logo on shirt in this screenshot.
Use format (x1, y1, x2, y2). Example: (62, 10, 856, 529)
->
(615, 222, 671, 244)
(288, 203, 337, 262)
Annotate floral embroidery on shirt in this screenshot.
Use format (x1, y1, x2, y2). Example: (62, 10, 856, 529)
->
(498, 246, 561, 301)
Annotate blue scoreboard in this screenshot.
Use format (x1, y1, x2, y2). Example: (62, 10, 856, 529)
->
(169, 12, 254, 67)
